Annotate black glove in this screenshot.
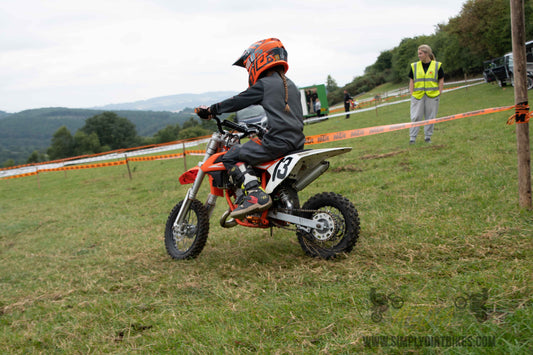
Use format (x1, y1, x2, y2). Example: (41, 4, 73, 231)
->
(195, 106, 211, 120)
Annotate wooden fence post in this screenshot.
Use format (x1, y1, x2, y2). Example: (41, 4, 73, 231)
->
(183, 142, 187, 171)
(125, 154, 132, 180)
(511, 0, 532, 209)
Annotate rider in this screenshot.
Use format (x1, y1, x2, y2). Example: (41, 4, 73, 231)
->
(196, 38, 305, 219)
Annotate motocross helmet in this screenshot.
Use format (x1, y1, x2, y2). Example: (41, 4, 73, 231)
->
(233, 38, 289, 87)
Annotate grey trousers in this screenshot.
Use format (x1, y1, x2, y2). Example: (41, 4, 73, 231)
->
(409, 95, 440, 141)
(221, 139, 285, 167)
(220, 139, 292, 188)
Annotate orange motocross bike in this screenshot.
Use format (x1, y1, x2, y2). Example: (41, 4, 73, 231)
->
(164, 113, 360, 260)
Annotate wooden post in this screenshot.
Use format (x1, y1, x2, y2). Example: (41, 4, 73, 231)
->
(182, 142, 187, 171)
(510, 0, 532, 209)
(125, 154, 132, 180)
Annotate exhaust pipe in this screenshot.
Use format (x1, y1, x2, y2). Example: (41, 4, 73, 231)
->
(293, 161, 329, 191)
(220, 209, 238, 228)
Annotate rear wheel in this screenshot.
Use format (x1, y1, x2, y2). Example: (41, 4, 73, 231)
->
(165, 199, 209, 260)
(296, 192, 360, 259)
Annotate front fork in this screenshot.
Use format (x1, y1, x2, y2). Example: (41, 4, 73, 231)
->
(173, 133, 222, 228)
(174, 170, 206, 228)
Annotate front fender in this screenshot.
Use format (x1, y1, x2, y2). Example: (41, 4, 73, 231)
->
(179, 166, 199, 185)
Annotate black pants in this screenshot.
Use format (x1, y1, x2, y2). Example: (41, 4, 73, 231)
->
(345, 103, 350, 118)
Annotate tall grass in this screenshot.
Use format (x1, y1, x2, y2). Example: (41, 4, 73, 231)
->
(1, 83, 531, 354)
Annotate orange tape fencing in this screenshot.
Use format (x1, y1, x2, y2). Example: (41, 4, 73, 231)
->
(304, 105, 514, 145)
(0, 105, 518, 180)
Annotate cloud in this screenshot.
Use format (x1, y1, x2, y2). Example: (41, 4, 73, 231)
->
(0, 0, 466, 112)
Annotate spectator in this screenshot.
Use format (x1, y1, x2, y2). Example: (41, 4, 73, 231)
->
(408, 44, 444, 144)
(315, 99, 321, 117)
(344, 90, 353, 119)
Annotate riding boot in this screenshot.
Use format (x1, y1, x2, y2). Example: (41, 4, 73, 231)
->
(227, 163, 272, 219)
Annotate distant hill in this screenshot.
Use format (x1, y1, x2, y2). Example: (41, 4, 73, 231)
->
(0, 107, 197, 165)
(0, 110, 11, 119)
(0, 91, 239, 165)
(92, 91, 238, 111)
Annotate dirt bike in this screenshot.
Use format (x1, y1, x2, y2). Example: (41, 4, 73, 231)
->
(164, 113, 360, 260)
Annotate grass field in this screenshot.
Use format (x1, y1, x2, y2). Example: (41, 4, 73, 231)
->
(1, 82, 532, 354)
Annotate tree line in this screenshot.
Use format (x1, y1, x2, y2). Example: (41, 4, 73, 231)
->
(326, 0, 533, 103)
(13, 112, 216, 166)
(0, 108, 199, 166)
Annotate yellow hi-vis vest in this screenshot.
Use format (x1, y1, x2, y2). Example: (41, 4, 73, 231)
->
(411, 60, 441, 99)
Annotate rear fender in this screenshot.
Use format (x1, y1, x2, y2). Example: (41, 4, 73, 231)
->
(262, 147, 352, 193)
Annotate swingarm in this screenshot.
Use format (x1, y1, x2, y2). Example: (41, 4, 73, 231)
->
(267, 211, 323, 229)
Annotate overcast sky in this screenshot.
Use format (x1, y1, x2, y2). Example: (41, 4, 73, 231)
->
(1, 0, 467, 112)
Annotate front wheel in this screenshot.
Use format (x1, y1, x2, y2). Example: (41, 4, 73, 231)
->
(165, 199, 209, 260)
(296, 192, 360, 259)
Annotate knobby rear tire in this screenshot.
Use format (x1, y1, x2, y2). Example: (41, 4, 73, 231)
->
(165, 199, 209, 260)
(296, 192, 360, 259)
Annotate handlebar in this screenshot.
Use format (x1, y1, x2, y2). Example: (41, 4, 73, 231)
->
(194, 106, 264, 137)
(221, 119, 247, 133)
(194, 106, 264, 138)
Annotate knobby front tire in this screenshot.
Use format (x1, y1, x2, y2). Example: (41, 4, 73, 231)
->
(165, 199, 209, 260)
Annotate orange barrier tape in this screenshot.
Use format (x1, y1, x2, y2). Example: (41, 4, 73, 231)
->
(40, 160, 126, 173)
(1, 105, 516, 180)
(1, 171, 38, 180)
(1, 160, 126, 179)
(507, 102, 531, 125)
(1, 151, 213, 180)
(127, 150, 207, 162)
(183, 150, 207, 156)
(304, 105, 514, 145)
(129, 153, 184, 162)
(0, 135, 211, 173)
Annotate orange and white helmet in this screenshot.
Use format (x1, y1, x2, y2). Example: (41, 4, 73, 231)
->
(233, 38, 289, 86)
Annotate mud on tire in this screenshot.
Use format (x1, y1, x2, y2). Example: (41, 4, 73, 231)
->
(296, 192, 360, 259)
